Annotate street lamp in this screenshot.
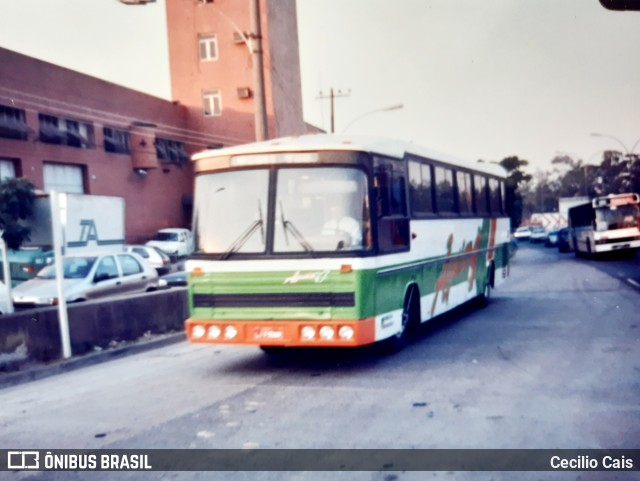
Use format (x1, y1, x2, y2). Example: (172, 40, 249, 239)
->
(589, 132, 638, 155)
(342, 103, 403, 133)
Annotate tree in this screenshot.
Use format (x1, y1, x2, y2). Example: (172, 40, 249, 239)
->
(0, 178, 36, 250)
(499, 156, 532, 228)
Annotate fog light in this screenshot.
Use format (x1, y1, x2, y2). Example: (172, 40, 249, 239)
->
(300, 325, 316, 340)
(338, 325, 354, 340)
(207, 325, 221, 339)
(319, 325, 335, 340)
(192, 325, 206, 339)
(224, 325, 238, 340)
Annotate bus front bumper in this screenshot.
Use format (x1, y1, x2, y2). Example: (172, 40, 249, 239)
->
(185, 318, 376, 347)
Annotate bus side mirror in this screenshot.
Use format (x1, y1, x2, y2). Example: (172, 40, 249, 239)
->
(599, 0, 640, 10)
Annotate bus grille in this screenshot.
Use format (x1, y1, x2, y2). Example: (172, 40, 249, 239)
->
(193, 292, 355, 308)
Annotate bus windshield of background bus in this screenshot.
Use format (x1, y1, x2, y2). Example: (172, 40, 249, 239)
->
(594, 204, 639, 231)
(193, 166, 370, 255)
(274, 167, 370, 253)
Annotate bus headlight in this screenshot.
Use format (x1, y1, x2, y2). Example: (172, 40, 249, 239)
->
(224, 325, 238, 340)
(207, 325, 221, 339)
(300, 326, 316, 340)
(319, 326, 335, 340)
(192, 325, 206, 339)
(338, 325, 354, 340)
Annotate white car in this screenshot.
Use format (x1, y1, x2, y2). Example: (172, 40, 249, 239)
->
(12, 252, 160, 308)
(514, 226, 531, 240)
(529, 226, 548, 243)
(146, 228, 194, 260)
(125, 245, 172, 275)
(0, 280, 10, 314)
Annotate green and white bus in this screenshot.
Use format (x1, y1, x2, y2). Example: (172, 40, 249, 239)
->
(185, 134, 511, 351)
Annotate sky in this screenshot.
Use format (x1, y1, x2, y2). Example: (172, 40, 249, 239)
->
(0, 0, 638, 173)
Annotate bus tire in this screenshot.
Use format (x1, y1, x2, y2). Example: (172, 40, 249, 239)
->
(586, 239, 594, 259)
(385, 284, 420, 354)
(259, 346, 286, 356)
(478, 264, 493, 307)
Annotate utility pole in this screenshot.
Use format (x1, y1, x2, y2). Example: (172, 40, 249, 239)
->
(249, 0, 268, 141)
(317, 88, 350, 133)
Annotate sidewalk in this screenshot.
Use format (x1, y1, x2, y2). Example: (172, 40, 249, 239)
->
(0, 331, 186, 390)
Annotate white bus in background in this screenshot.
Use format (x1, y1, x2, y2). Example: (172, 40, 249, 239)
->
(568, 193, 640, 256)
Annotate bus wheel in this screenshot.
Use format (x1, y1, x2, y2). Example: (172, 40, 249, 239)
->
(478, 265, 493, 307)
(385, 285, 419, 353)
(586, 239, 593, 258)
(259, 346, 286, 355)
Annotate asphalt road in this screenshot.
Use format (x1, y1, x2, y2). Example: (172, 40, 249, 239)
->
(1, 244, 639, 481)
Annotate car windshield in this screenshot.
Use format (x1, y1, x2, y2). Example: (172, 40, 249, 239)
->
(36, 257, 98, 279)
(153, 232, 179, 241)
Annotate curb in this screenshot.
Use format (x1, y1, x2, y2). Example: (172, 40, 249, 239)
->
(0, 331, 186, 390)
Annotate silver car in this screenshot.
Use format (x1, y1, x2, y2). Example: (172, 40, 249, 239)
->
(12, 252, 160, 308)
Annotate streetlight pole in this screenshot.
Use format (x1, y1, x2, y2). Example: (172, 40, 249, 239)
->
(590, 132, 630, 155)
(342, 103, 403, 133)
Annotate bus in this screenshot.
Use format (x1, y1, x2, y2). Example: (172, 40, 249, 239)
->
(568, 193, 640, 256)
(184, 134, 511, 352)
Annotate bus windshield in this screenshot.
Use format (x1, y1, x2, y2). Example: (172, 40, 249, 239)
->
(193, 166, 370, 256)
(594, 204, 639, 231)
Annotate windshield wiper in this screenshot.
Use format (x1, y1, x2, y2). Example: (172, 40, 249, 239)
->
(279, 202, 316, 257)
(221, 200, 265, 260)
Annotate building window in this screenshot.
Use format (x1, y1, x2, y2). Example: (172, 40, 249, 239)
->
(199, 35, 218, 61)
(104, 127, 130, 154)
(0, 158, 17, 180)
(202, 90, 222, 117)
(155, 137, 189, 165)
(0, 104, 29, 141)
(43, 163, 85, 193)
(39, 113, 95, 149)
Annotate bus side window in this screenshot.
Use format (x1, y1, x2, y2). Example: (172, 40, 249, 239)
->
(374, 158, 410, 253)
(474, 175, 489, 215)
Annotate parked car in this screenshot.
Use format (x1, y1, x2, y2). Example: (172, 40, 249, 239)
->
(545, 229, 560, 247)
(160, 270, 187, 288)
(12, 252, 160, 308)
(529, 226, 548, 243)
(125, 245, 172, 275)
(0, 280, 10, 314)
(557, 227, 572, 252)
(514, 226, 532, 240)
(146, 228, 194, 261)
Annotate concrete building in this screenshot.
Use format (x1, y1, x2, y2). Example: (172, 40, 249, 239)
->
(0, 0, 305, 243)
(165, 0, 305, 143)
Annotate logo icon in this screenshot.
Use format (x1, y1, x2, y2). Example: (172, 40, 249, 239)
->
(8, 451, 40, 470)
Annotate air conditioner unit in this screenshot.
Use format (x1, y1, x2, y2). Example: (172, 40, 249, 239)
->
(237, 87, 252, 99)
(233, 32, 245, 44)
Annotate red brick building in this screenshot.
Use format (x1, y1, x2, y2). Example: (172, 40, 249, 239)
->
(0, 0, 305, 243)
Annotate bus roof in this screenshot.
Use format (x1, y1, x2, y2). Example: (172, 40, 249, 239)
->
(192, 134, 507, 178)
